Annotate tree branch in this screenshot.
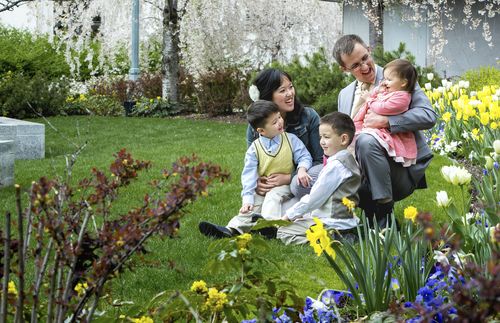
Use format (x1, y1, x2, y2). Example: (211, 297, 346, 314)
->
(0, 0, 33, 13)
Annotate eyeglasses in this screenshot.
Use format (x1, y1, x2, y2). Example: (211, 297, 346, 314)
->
(346, 53, 371, 71)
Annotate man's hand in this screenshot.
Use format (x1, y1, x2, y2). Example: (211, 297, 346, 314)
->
(296, 167, 312, 188)
(240, 203, 253, 214)
(364, 109, 389, 129)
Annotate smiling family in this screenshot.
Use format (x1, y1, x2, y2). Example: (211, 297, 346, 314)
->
(199, 34, 437, 244)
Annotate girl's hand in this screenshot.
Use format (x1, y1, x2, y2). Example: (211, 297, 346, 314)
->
(240, 203, 253, 214)
(296, 167, 312, 188)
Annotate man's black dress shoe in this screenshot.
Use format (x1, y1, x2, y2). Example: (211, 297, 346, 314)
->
(199, 221, 234, 239)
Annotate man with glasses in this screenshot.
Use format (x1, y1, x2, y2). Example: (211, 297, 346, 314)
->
(333, 34, 437, 228)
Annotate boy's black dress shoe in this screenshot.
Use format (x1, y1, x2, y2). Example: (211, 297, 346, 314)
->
(199, 221, 235, 239)
(254, 227, 278, 239)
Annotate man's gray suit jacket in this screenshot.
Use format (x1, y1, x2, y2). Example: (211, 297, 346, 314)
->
(337, 65, 437, 187)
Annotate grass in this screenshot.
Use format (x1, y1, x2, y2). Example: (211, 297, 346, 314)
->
(0, 116, 463, 315)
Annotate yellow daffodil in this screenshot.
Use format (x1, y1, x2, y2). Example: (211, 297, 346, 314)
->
(8, 281, 17, 296)
(442, 111, 452, 123)
(342, 197, 356, 214)
(190, 280, 208, 294)
(132, 316, 154, 323)
(479, 112, 490, 126)
(306, 218, 335, 258)
(236, 233, 252, 249)
(205, 288, 228, 312)
(404, 206, 418, 223)
(74, 282, 88, 297)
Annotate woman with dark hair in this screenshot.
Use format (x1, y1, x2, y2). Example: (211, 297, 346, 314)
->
(198, 68, 323, 239)
(247, 68, 323, 198)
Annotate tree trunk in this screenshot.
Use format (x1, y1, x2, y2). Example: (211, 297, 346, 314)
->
(161, 0, 180, 102)
(368, 2, 384, 52)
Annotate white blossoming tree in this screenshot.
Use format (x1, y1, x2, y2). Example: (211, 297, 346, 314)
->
(26, 0, 340, 102)
(343, 0, 498, 59)
(180, 0, 340, 75)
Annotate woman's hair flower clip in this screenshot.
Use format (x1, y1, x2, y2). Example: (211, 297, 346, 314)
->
(248, 85, 260, 102)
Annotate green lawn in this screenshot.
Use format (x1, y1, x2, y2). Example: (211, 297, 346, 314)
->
(0, 116, 463, 315)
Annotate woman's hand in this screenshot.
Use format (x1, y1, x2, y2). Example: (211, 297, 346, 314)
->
(296, 167, 312, 188)
(267, 173, 291, 186)
(255, 176, 272, 195)
(255, 174, 291, 195)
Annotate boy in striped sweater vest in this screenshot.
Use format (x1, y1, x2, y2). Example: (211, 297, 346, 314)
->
(199, 100, 312, 238)
(239, 100, 312, 219)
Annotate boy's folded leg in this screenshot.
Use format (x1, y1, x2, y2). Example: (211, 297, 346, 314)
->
(290, 164, 322, 199)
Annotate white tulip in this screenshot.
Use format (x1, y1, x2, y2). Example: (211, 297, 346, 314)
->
(436, 191, 451, 207)
(433, 250, 449, 266)
(441, 165, 472, 186)
(441, 79, 448, 87)
(427, 73, 434, 80)
(485, 156, 494, 170)
(425, 83, 432, 90)
(463, 81, 470, 89)
(493, 140, 500, 154)
(469, 99, 481, 107)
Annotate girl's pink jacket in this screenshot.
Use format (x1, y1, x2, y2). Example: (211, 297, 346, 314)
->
(353, 89, 417, 165)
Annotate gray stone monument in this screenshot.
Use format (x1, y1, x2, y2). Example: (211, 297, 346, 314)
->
(0, 140, 14, 188)
(0, 117, 45, 160)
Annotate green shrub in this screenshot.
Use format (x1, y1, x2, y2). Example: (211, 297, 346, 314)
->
(0, 26, 70, 78)
(195, 67, 250, 116)
(372, 42, 442, 89)
(129, 97, 185, 117)
(89, 73, 161, 104)
(461, 66, 500, 91)
(270, 48, 352, 115)
(64, 94, 124, 116)
(0, 71, 69, 118)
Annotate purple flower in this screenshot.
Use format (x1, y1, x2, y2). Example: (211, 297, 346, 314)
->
(299, 309, 316, 323)
(276, 312, 292, 323)
(321, 290, 347, 307)
(304, 297, 313, 310)
(317, 308, 336, 323)
(417, 286, 434, 303)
